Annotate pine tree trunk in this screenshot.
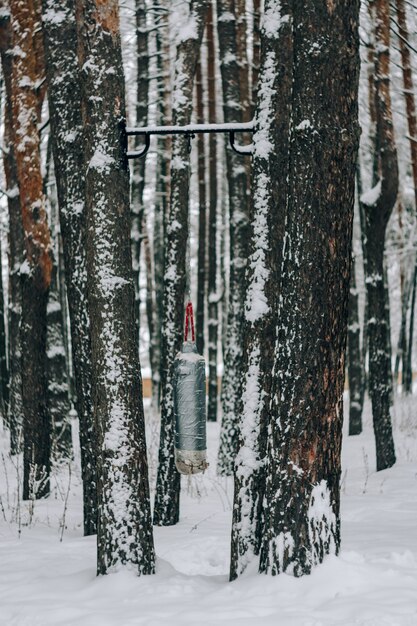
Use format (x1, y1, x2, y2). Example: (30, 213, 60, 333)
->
(360, 0, 397, 472)
(348, 256, 363, 435)
(0, 239, 8, 420)
(0, 4, 24, 454)
(216, 0, 249, 476)
(47, 261, 72, 460)
(150, 0, 170, 410)
(257, 0, 360, 576)
(230, 0, 292, 579)
(42, 0, 97, 535)
(395, 0, 417, 393)
(75, 0, 155, 573)
(131, 0, 148, 334)
(206, 1, 219, 423)
(196, 57, 207, 356)
(251, 0, 261, 111)
(9, 0, 53, 500)
(153, 0, 208, 526)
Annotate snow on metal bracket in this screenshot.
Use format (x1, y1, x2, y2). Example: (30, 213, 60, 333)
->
(126, 121, 254, 159)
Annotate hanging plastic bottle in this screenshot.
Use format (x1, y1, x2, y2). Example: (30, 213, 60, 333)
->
(173, 301, 208, 475)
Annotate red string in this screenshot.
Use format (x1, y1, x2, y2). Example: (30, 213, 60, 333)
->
(184, 300, 195, 342)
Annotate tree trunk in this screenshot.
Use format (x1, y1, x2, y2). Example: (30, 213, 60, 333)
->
(75, 0, 155, 573)
(131, 0, 148, 334)
(360, 0, 397, 472)
(230, 0, 292, 579)
(395, 0, 417, 393)
(46, 261, 72, 460)
(257, 0, 360, 576)
(196, 57, 207, 356)
(153, 0, 208, 526)
(348, 255, 363, 435)
(206, 1, 218, 423)
(251, 0, 261, 111)
(9, 0, 53, 500)
(0, 9, 19, 437)
(42, 0, 97, 535)
(216, 0, 250, 476)
(150, 0, 170, 410)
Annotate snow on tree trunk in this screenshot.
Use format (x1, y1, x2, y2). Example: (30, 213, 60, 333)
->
(0, 236, 8, 420)
(46, 260, 72, 460)
(0, 7, 21, 441)
(42, 0, 97, 535)
(348, 255, 363, 435)
(256, 0, 360, 577)
(230, 0, 292, 579)
(206, 2, 219, 423)
(153, 0, 208, 526)
(395, 0, 417, 394)
(131, 0, 148, 334)
(360, 0, 397, 472)
(75, 0, 155, 573)
(196, 57, 207, 357)
(150, 0, 170, 411)
(9, 0, 53, 500)
(216, 0, 250, 476)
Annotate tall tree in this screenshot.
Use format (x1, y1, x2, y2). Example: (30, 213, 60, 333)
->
(153, 0, 208, 526)
(9, 0, 53, 499)
(394, 0, 417, 394)
(230, 0, 292, 579)
(195, 57, 207, 356)
(216, 0, 250, 475)
(231, 0, 360, 578)
(0, 5, 21, 444)
(75, 0, 155, 573)
(131, 0, 148, 333)
(360, 0, 397, 471)
(42, 0, 97, 534)
(206, 0, 219, 423)
(347, 254, 364, 435)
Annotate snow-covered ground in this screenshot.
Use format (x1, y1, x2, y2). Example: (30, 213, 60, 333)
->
(0, 396, 416, 626)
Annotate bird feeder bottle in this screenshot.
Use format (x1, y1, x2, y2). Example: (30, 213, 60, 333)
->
(173, 301, 208, 475)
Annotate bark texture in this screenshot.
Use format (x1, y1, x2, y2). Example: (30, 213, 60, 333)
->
(348, 255, 363, 435)
(42, 0, 97, 534)
(206, 1, 219, 423)
(230, 0, 292, 579)
(256, 0, 360, 576)
(196, 57, 207, 357)
(360, 0, 397, 472)
(75, 0, 155, 573)
(216, 0, 250, 476)
(9, 0, 53, 500)
(0, 6, 22, 450)
(131, 0, 148, 333)
(395, 0, 417, 394)
(153, 0, 208, 525)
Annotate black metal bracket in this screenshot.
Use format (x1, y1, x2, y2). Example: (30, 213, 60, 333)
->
(126, 121, 254, 159)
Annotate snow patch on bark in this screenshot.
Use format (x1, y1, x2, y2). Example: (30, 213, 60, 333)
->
(262, 1, 290, 38)
(245, 172, 270, 323)
(361, 180, 381, 207)
(308, 480, 337, 566)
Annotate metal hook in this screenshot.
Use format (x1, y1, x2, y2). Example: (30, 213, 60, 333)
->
(229, 130, 253, 156)
(186, 132, 195, 154)
(127, 133, 150, 159)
